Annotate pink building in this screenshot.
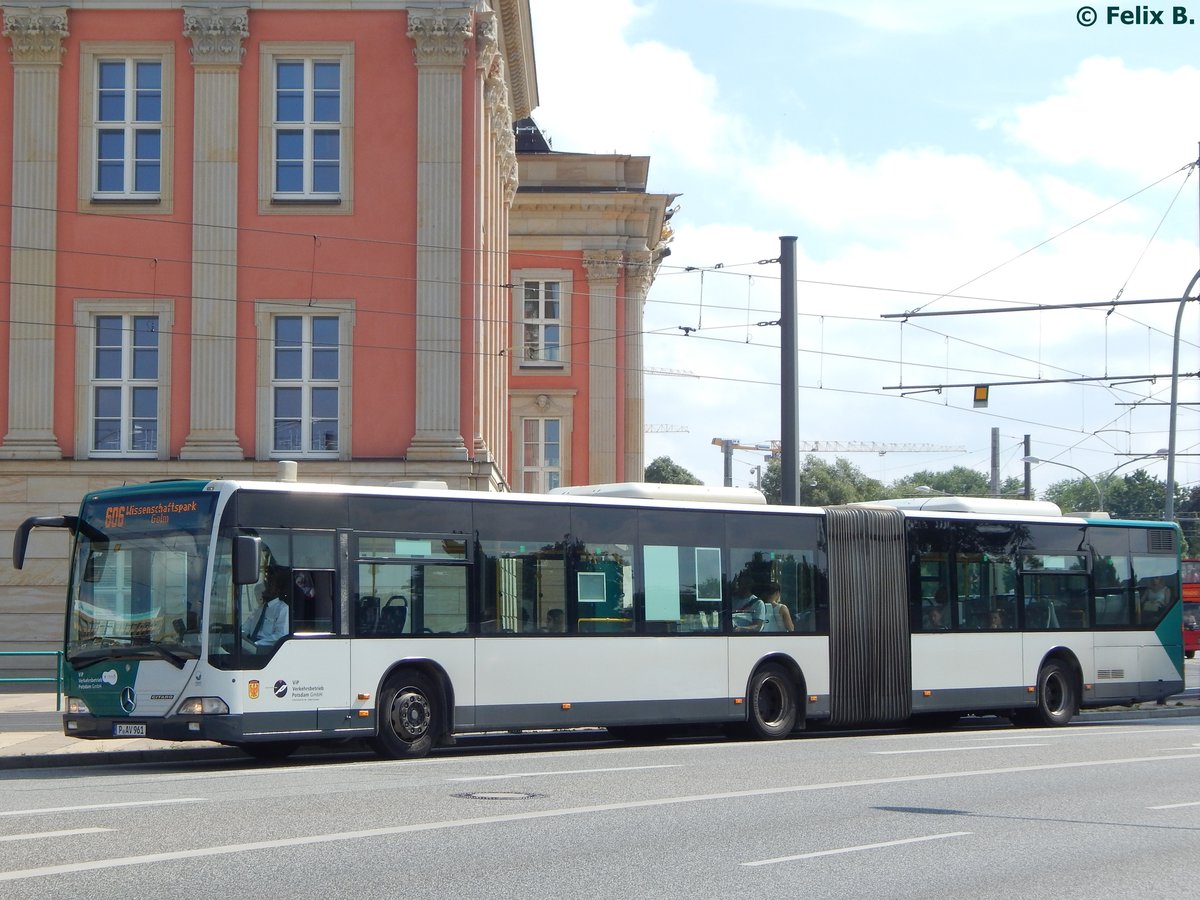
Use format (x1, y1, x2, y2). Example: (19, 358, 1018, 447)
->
(0, 2, 673, 675)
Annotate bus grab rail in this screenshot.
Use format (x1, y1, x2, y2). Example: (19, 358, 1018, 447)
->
(0, 651, 63, 711)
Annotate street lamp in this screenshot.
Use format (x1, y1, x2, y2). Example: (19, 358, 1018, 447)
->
(1022, 455, 1104, 511)
(1165, 267, 1200, 521)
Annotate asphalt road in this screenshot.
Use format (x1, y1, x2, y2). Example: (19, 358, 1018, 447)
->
(0, 717, 1196, 899)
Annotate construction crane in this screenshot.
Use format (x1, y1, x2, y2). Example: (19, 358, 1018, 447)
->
(711, 438, 966, 486)
(645, 424, 690, 433)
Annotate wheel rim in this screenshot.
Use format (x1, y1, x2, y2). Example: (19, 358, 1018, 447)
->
(756, 675, 791, 728)
(1043, 670, 1068, 715)
(387, 687, 431, 742)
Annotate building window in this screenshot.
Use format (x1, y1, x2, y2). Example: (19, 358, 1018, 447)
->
(522, 418, 561, 492)
(94, 58, 162, 197)
(272, 315, 340, 454)
(272, 58, 341, 199)
(522, 280, 561, 364)
(79, 44, 174, 213)
(91, 315, 160, 454)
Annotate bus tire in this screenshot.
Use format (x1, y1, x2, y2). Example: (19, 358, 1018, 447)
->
(746, 664, 798, 739)
(371, 670, 437, 759)
(1028, 659, 1078, 727)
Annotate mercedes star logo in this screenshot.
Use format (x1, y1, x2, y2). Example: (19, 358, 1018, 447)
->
(120, 686, 136, 714)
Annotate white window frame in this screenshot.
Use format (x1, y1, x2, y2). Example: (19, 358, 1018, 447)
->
(73, 300, 174, 460)
(259, 43, 354, 214)
(255, 301, 355, 460)
(78, 43, 174, 213)
(511, 269, 571, 374)
(510, 391, 575, 491)
(521, 417, 561, 493)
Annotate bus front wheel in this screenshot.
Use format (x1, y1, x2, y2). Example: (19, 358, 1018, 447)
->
(371, 671, 437, 759)
(1023, 660, 1078, 727)
(746, 664, 798, 739)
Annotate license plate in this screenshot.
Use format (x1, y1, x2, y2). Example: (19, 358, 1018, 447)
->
(113, 723, 146, 737)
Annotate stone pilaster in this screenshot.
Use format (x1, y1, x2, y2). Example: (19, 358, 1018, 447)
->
(584, 251, 623, 484)
(624, 251, 654, 481)
(405, 8, 473, 462)
(0, 6, 68, 459)
(178, 6, 248, 459)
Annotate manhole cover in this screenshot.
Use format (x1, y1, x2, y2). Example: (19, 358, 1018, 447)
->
(453, 791, 543, 801)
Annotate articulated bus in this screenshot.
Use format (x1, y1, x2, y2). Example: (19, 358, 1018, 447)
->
(1182, 559, 1200, 659)
(12, 478, 1185, 760)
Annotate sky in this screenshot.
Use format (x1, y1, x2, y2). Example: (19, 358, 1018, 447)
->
(526, 0, 1200, 499)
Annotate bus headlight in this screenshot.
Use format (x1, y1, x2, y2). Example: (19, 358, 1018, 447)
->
(65, 696, 90, 715)
(177, 697, 230, 716)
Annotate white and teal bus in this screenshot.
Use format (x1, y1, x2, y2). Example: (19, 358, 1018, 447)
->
(12, 477, 1185, 759)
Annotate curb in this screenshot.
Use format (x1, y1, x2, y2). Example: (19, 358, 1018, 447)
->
(0, 746, 246, 771)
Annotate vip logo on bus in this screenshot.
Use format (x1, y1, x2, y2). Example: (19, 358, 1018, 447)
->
(248, 680, 260, 700)
(273, 680, 288, 698)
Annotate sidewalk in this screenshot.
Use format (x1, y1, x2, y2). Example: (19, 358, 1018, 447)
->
(2, 683, 1198, 771)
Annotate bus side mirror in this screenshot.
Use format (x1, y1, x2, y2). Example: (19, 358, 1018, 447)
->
(12, 515, 75, 570)
(233, 535, 262, 586)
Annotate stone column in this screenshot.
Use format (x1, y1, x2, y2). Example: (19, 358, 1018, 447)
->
(405, 8, 472, 462)
(624, 252, 653, 481)
(584, 251, 622, 484)
(0, 7, 67, 459)
(179, 6, 247, 459)
(475, 10, 516, 474)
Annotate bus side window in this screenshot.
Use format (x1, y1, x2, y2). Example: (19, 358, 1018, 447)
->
(291, 569, 334, 633)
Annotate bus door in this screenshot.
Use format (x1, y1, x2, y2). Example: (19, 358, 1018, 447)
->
(823, 506, 911, 726)
(239, 529, 349, 733)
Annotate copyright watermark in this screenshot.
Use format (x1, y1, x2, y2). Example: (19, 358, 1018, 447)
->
(1077, 5, 1197, 25)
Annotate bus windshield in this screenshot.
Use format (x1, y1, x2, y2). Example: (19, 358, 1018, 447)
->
(66, 487, 217, 669)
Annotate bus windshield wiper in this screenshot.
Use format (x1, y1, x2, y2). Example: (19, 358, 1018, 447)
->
(67, 640, 192, 670)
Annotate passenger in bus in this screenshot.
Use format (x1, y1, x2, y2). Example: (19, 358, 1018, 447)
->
(1140, 576, 1171, 621)
(988, 608, 1004, 629)
(544, 608, 565, 633)
(731, 575, 765, 633)
(243, 566, 290, 649)
(922, 603, 948, 630)
(761, 582, 794, 633)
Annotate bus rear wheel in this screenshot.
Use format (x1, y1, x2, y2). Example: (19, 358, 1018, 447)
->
(746, 664, 798, 739)
(371, 671, 437, 759)
(1021, 659, 1078, 727)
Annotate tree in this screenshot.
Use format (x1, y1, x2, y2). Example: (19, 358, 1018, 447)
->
(760, 455, 886, 506)
(887, 467, 1024, 499)
(1042, 468, 1175, 520)
(644, 456, 702, 485)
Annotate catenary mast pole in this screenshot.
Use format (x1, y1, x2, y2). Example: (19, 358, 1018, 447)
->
(780, 236, 799, 505)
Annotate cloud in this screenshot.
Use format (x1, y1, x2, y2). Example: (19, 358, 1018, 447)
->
(530, 0, 739, 171)
(1003, 57, 1200, 181)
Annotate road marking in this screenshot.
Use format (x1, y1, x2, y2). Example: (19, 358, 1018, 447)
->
(447, 764, 679, 782)
(1147, 800, 1200, 809)
(873, 744, 1047, 754)
(0, 828, 110, 844)
(961, 728, 1173, 741)
(2, 753, 1199, 883)
(0, 798, 204, 818)
(742, 831, 972, 866)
